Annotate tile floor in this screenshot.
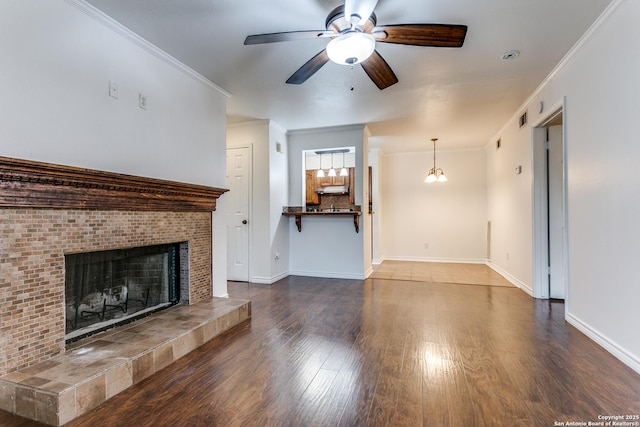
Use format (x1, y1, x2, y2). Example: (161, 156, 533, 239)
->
(370, 260, 515, 287)
(0, 297, 250, 426)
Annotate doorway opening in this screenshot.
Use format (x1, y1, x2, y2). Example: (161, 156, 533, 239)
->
(533, 104, 567, 301)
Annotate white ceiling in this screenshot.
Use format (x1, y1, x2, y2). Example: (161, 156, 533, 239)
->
(84, 0, 613, 152)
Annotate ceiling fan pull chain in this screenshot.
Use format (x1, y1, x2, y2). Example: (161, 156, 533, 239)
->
(350, 65, 355, 91)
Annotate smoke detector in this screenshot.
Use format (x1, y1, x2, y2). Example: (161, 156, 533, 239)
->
(502, 50, 520, 60)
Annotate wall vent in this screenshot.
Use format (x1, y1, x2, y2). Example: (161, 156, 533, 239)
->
(519, 111, 528, 128)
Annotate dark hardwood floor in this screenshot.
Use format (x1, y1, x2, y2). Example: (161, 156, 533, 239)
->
(2, 275, 640, 426)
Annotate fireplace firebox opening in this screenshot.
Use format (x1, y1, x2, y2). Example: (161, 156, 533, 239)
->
(64, 242, 189, 343)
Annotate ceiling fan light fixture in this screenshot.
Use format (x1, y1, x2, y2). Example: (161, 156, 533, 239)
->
(326, 31, 375, 65)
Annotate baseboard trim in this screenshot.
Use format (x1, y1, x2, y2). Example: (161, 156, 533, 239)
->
(288, 270, 367, 280)
(364, 265, 374, 278)
(566, 312, 640, 375)
(486, 262, 533, 296)
(383, 256, 488, 264)
(250, 271, 289, 284)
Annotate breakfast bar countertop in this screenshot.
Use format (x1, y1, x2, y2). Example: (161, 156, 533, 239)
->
(282, 206, 362, 232)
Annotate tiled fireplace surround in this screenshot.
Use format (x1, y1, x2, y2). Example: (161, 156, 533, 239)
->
(0, 157, 249, 425)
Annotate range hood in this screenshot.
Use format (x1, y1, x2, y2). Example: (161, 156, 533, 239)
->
(315, 185, 349, 195)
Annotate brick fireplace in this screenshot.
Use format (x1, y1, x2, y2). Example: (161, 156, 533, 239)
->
(0, 157, 254, 425)
(0, 156, 227, 378)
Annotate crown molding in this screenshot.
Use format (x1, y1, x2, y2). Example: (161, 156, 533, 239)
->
(64, 0, 231, 99)
(287, 123, 367, 136)
(485, 0, 626, 148)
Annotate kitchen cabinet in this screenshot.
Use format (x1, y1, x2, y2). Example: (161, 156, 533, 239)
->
(305, 168, 355, 207)
(305, 170, 320, 204)
(306, 169, 351, 190)
(317, 174, 347, 187)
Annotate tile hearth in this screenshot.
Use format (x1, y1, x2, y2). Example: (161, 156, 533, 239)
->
(0, 297, 250, 426)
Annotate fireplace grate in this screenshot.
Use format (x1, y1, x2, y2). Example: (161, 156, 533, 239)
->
(64, 242, 184, 343)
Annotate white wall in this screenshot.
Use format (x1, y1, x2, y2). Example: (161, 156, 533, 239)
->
(369, 149, 382, 264)
(485, 121, 534, 291)
(226, 120, 289, 284)
(487, 0, 640, 372)
(268, 122, 290, 281)
(287, 125, 371, 279)
(380, 149, 488, 263)
(0, 0, 230, 295)
(0, 0, 228, 185)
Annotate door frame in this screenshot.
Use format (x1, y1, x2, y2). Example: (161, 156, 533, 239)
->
(532, 99, 568, 306)
(226, 145, 252, 282)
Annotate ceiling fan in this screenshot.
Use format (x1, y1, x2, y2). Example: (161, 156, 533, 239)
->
(244, 0, 467, 90)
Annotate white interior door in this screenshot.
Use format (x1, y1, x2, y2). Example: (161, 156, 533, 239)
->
(226, 147, 250, 281)
(548, 125, 565, 299)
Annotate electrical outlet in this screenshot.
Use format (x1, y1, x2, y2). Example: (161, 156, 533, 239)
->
(424, 243, 429, 249)
(274, 252, 280, 261)
(109, 80, 119, 99)
(138, 93, 147, 110)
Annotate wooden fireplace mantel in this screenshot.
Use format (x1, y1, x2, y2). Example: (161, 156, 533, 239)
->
(0, 156, 228, 211)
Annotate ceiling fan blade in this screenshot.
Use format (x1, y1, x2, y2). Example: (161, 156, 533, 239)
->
(374, 24, 467, 47)
(344, 0, 379, 25)
(286, 50, 331, 85)
(360, 50, 398, 90)
(244, 30, 334, 45)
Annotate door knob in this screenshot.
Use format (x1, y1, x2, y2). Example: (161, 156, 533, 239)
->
(242, 219, 248, 224)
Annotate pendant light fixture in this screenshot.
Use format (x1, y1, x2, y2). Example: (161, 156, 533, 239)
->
(314, 148, 352, 178)
(317, 153, 325, 177)
(425, 138, 447, 183)
(340, 152, 349, 177)
(328, 153, 337, 177)
(316, 151, 328, 178)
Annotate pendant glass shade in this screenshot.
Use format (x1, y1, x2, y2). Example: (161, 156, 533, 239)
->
(424, 169, 447, 183)
(328, 168, 337, 177)
(326, 31, 375, 65)
(425, 170, 437, 183)
(316, 169, 325, 178)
